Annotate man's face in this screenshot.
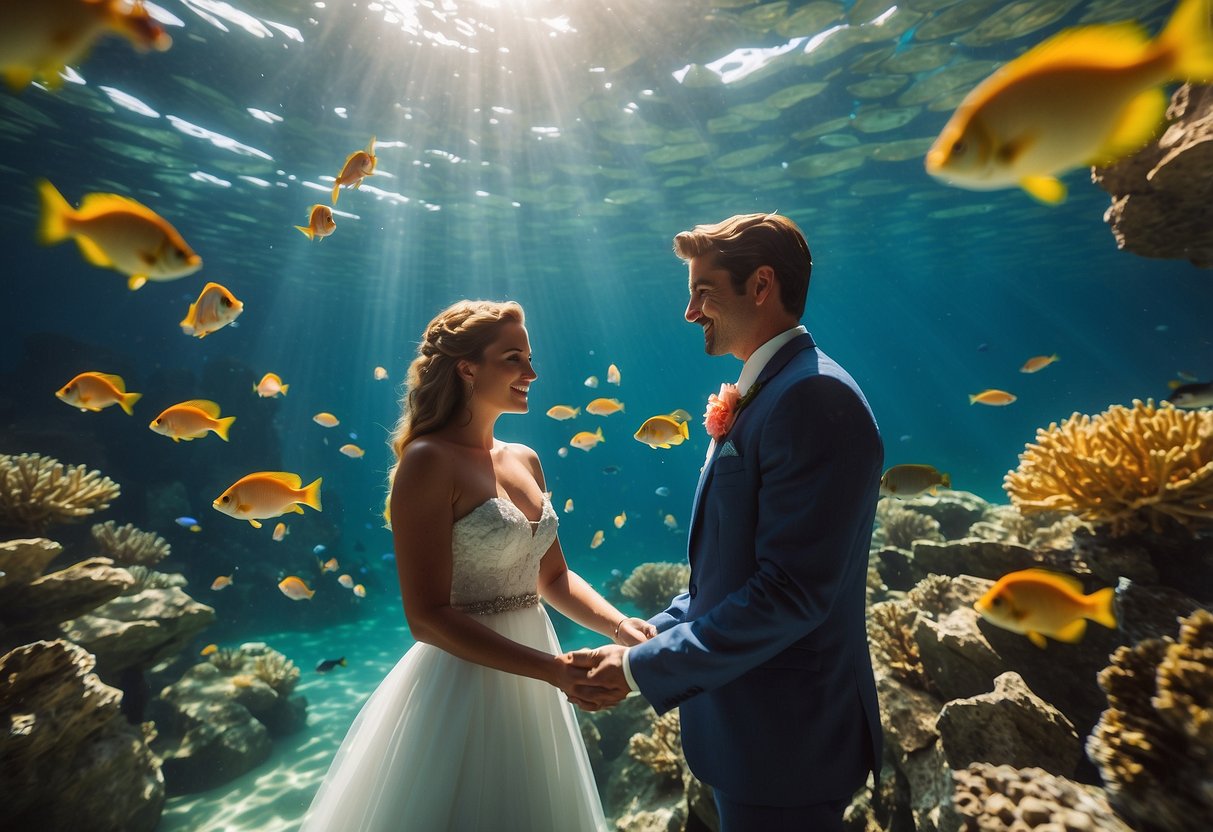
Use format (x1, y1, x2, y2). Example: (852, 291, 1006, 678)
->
(685, 255, 755, 359)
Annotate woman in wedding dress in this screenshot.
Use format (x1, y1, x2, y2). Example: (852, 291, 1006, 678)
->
(301, 300, 653, 831)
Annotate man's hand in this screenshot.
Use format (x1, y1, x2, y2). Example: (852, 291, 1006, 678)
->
(615, 617, 657, 646)
(563, 645, 631, 711)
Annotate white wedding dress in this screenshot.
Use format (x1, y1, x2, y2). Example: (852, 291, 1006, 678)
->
(300, 495, 607, 832)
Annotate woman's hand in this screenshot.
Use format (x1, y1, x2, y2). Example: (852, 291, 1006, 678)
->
(614, 617, 657, 646)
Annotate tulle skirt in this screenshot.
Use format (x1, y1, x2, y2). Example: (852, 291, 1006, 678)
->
(300, 603, 607, 832)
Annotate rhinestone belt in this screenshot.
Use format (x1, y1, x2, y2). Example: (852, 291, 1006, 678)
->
(455, 592, 539, 615)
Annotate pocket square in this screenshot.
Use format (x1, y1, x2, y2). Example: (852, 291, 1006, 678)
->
(718, 440, 739, 458)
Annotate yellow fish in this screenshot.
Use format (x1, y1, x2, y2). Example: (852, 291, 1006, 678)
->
(879, 464, 951, 497)
(150, 399, 235, 442)
(313, 412, 340, 428)
(663, 513, 678, 530)
(925, 0, 1213, 203)
(374, 366, 389, 380)
(969, 389, 1017, 406)
(570, 427, 605, 451)
(607, 363, 621, 385)
(200, 643, 219, 656)
(614, 511, 627, 529)
(322, 557, 339, 573)
(38, 180, 201, 290)
(210, 575, 232, 591)
(272, 522, 288, 542)
(546, 405, 580, 420)
(584, 375, 599, 388)
(55, 371, 141, 414)
(634, 414, 690, 449)
(253, 372, 289, 398)
(180, 282, 243, 338)
(586, 398, 624, 416)
(338, 574, 354, 589)
(353, 584, 367, 598)
(340, 443, 365, 458)
(563, 498, 574, 513)
(590, 530, 605, 549)
(975, 568, 1117, 649)
(1020, 354, 1060, 374)
(1, 0, 171, 91)
(278, 576, 315, 601)
(213, 471, 322, 528)
(332, 136, 377, 204)
(295, 203, 336, 240)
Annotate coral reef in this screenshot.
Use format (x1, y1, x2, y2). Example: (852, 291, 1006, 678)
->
(868, 596, 930, 691)
(252, 651, 300, 697)
(1087, 609, 1213, 832)
(91, 521, 170, 567)
(1004, 400, 1213, 536)
(124, 565, 187, 593)
(0, 453, 120, 533)
(628, 710, 683, 779)
(620, 562, 690, 618)
(874, 498, 944, 550)
(949, 763, 1132, 832)
(968, 505, 1086, 551)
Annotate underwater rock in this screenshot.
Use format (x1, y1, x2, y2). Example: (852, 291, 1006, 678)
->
(889, 490, 989, 540)
(949, 763, 1132, 832)
(0, 639, 164, 831)
(1113, 578, 1205, 644)
(1095, 84, 1213, 269)
(874, 498, 944, 551)
(909, 538, 1049, 582)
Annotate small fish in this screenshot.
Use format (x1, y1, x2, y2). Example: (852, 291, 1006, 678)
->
(353, 584, 367, 598)
(1176, 370, 1200, 383)
(200, 643, 219, 656)
(314, 544, 327, 555)
(969, 389, 1017, 406)
(569, 427, 605, 452)
(313, 412, 340, 428)
(667, 409, 692, 424)
(150, 399, 235, 442)
(1167, 381, 1213, 409)
(634, 415, 690, 449)
(180, 282, 243, 338)
(315, 657, 347, 673)
(583, 375, 599, 388)
(55, 372, 141, 414)
(332, 136, 377, 203)
(557, 447, 569, 458)
(546, 405, 580, 420)
(340, 443, 365, 458)
(655, 486, 670, 497)
(253, 372, 289, 398)
(37, 180, 201, 290)
(1020, 354, 1060, 373)
(925, 0, 1213, 203)
(380, 552, 394, 561)
(374, 366, 389, 380)
(174, 516, 199, 528)
(880, 464, 952, 497)
(614, 511, 627, 529)
(663, 513, 678, 530)
(322, 557, 339, 572)
(563, 498, 574, 513)
(590, 530, 605, 549)
(272, 522, 289, 542)
(602, 465, 621, 475)
(974, 568, 1117, 649)
(211, 574, 233, 591)
(606, 364, 621, 385)
(586, 398, 624, 416)
(338, 573, 354, 589)
(295, 203, 336, 240)
(212, 471, 322, 528)
(279, 576, 315, 601)
(230, 673, 256, 688)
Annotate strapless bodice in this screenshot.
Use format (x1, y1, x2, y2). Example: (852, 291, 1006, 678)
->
(449, 495, 558, 608)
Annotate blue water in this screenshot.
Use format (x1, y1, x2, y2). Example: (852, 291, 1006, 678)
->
(1, 1, 1209, 828)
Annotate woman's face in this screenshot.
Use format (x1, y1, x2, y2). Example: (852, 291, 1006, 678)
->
(470, 321, 536, 413)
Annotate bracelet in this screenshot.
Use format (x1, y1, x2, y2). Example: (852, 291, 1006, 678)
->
(612, 616, 627, 643)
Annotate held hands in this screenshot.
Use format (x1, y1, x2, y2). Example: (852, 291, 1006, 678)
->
(560, 645, 631, 712)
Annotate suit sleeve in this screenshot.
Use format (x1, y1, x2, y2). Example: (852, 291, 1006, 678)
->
(628, 376, 882, 713)
(648, 592, 690, 633)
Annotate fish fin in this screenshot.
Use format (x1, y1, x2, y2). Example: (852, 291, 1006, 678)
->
(302, 477, 323, 512)
(280, 384, 289, 395)
(1089, 87, 1167, 165)
(128, 274, 148, 290)
(679, 420, 689, 439)
(999, 22, 1152, 83)
(1020, 176, 1067, 204)
(295, 224, 315, 240)
(181, 399, 222, 417)
(1087, 586, 1118, 629)
(3, 68, 35, 91)
(180, 302, 197, 332)
(366, 135, 376, 154)
(1158, 0, 1213, 81)
(37, 180, 74, 244)
(1054, 618, 1087, 644)
(262, 472, 304, 488)
(1027, 631, 1049, 649)
(290, 504, 305, 515)
(331, 180, 341, 204)
(119, 392, 142, 416)
(78, 191, 153, 216)
(968, 394, 978, 405)
(73, 234, 114, 267)
(93, 372, 127, 390)
(1021, 567, 1087, 595)
(995, 132, 1036, 166)
(248, 518, 262, 529)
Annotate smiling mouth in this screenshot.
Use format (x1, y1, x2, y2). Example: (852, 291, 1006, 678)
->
(511, 385, 529, 395)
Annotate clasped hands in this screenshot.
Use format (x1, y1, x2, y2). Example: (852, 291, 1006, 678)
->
(553, 616, 655, 712)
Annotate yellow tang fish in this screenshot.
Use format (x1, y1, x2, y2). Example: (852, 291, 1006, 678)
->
(340, 444, 365, 458)
(614, 511, 627, 529)
(634, 414, 690, 449)
(570, 426, 605, 451)
(590, 530, 605, 549)
(374, 366, 389, 380)
(975, 568, 1117, 649)
(278, 576, 315, 601)
(338, 574, 354, 589)
(38, 180, 201, 290)
(55, 371, 141, 414)
(150, 399, 235, 442)
(1020, 354, 1060, 374)
(969, 389, 1016, 406)
(586, 398, 624, 416)
(663, 514, 678, 530)
(200, 643, 219, 656)
(253, 372, 289, 398)
(180, 282, 243, 339)
(546, 405, 580, 420)
(353, 584, 367, 598)
(210, 575, 232, 591)
(563, 498, 574, 514)
(272, 522, 288, 542)
(313, 412, 340, 428)
(295, 203, 336, 240)
(0, 0, 172, 91)
(332, 136, 377, 204)
(879, 464, 951, 498)
(925, 0, 1213, 203)
(213, 471, 322, 528)
(607, 363, 621, 385)
(322, 558, 339, 573)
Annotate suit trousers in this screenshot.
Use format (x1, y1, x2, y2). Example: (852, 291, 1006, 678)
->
(713, 791, 848, 832)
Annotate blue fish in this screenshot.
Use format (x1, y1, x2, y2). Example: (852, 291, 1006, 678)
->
(175, 516, 199, 527)
(655, 486, 670, 497)
(313, 544, 327, 555)
(380, 552, 395, 561)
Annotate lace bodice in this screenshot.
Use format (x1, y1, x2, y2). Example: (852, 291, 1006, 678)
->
(449, 495, 558, 607)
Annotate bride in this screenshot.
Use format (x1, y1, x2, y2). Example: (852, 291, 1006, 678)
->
(301, 300, 653, 831)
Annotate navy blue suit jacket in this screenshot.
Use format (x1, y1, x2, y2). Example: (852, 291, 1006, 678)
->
(628, 333, 883, 805)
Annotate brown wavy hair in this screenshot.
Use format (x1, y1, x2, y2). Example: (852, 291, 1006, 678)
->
(384, 299, 525, 524)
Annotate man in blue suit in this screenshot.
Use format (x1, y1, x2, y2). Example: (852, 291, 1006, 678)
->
(571, 213, 883, 831)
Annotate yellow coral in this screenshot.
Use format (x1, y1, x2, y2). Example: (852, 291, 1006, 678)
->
(621, 562, 690, 618)
(91, 520, 170, 567)
(1004, 400, 1213, 536)
(0, 453, 120, 533)
(628, 710, 684, 779)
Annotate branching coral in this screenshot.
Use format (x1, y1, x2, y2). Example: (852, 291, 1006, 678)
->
(628, 710, 684, 779)
(1005, 400, 1213, 536)
(621, 562, 690, 618)
(208, 648, 243, 672)
(867, 598, 929, 690)
(252, 652, 299, 697)
(874, 499, 944, 550)
(123, 565, 186, 593)
(91, 521, 170, 567)
(1087, 609, 1213, 831)
(0, 453, 120, 533)
(971, 505, 1086, 550)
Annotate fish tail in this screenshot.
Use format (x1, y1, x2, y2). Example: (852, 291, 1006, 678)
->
(215, 416, 236, 441)
(331, 182, 340, 205)
(1160, 0, 1213, 80)
(37, 179, 74, 245)
(180, 303, 197, 334)
(295, 224, 315, 240)
(679, 420, 689, 440)
(280, 384, 289, 395)
(968, 394, 978, 405)
(302, 477, 323, 512)
(119, 391, 142, 416)
(1087, 586, 1118, 630)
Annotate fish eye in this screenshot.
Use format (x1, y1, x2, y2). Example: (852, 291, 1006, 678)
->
(951, 139, 966, 156)
(221, 298, 231, 307)
(221, 495, 230, 503)
(990, 597, 1002, 607)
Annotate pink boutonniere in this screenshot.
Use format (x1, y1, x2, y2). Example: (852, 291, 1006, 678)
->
(703, 382, 763, 441)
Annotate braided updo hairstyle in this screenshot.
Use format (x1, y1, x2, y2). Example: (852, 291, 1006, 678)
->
(384, 300, 525, 523)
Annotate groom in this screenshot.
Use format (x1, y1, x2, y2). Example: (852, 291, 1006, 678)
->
(571, 213, 883, 831)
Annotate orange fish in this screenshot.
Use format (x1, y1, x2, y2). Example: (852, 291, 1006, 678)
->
(339, 444, 365, 458)
(200, 643, 219, 655)
(663, 514, 678, 530)
(584, 375, 599, 388)
(210, 575, 233, 591)
(353, 584, 366, 598)
(180, 282, 243, 339)
(338, 574, 354, 589)
(295, 203, 336, 240)
(374, 366, 388, 380)
(322, 557, 339, 573)
(1020, 354, 1060, 373)
(586, 398, 624, 416)
(613, 511, 627, 529)
(563, 498, 574, 513)
(570, 427, 605, 451)
(546, 405, 580, 420)
(278, 576, 315, 601)
(313, 412, 340, 428)
(590, 530, 605, 549)
(37, 180, 201, 290)
(272, 522, 288, 542)
(607, 364, 621, 385)
(212, 471, 322, 528)
(975, 568, 1116, 649)
(331, 136, 377, 204)
(149, 399, 235, 442)
(253, 372, 289, 398)
(55, 371, 141, 414)
(969, 389, 1017, 406)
